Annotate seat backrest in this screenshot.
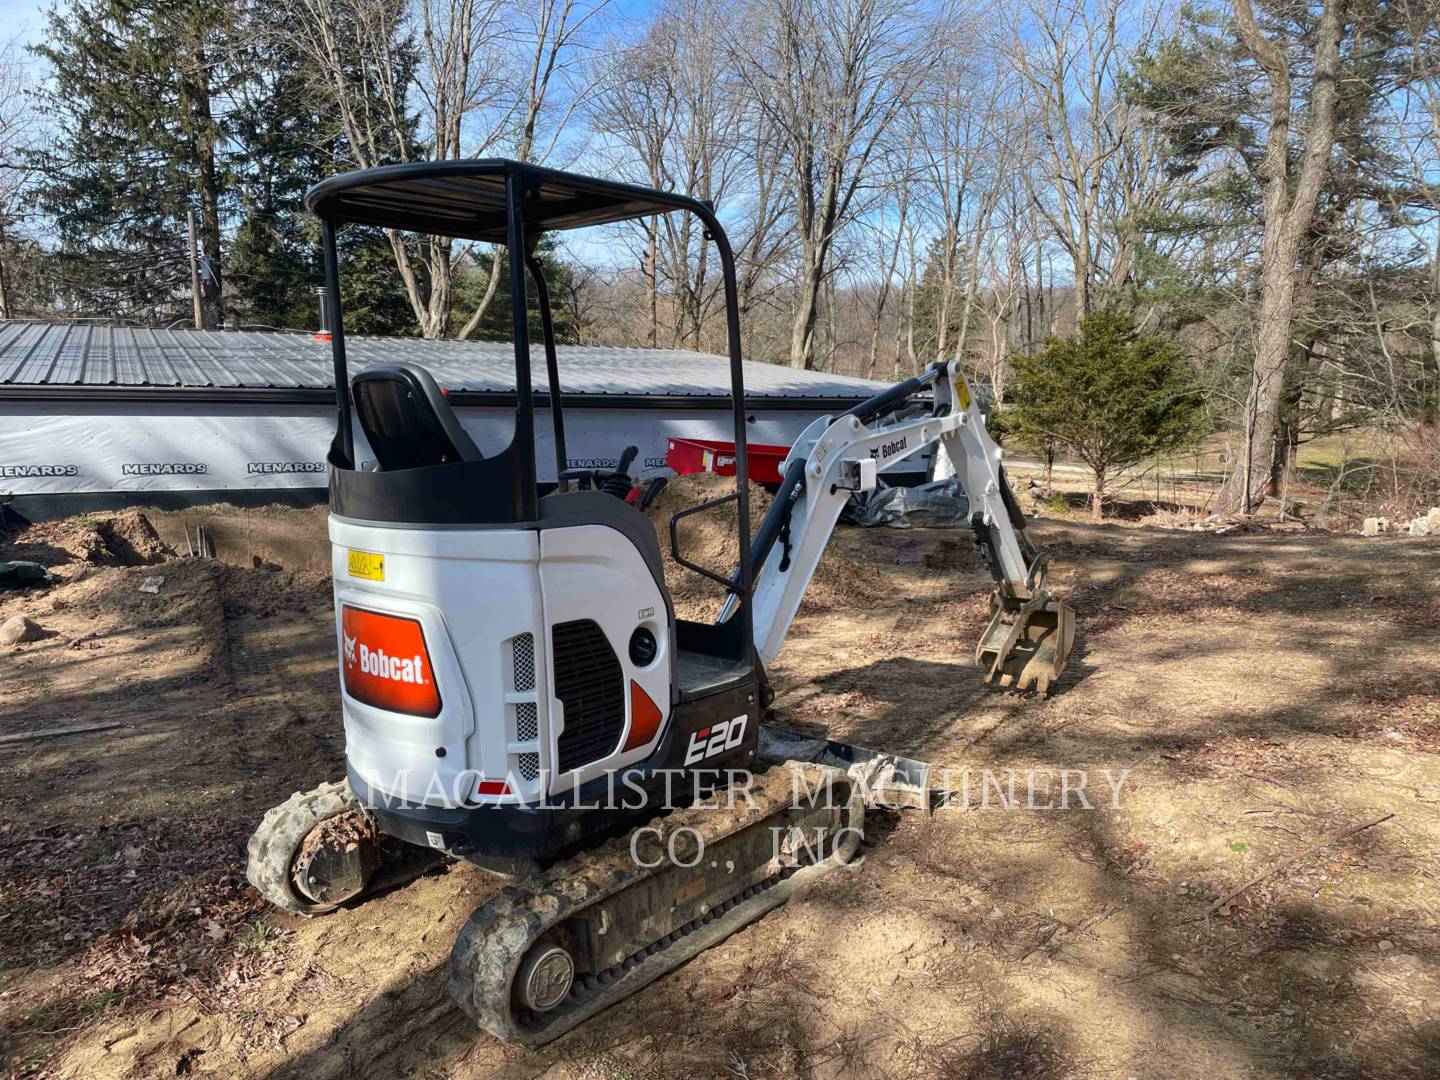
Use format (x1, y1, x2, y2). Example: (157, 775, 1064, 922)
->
(351, 364, 483, 471)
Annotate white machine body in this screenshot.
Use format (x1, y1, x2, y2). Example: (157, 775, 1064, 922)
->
(330, 515, 670, 808)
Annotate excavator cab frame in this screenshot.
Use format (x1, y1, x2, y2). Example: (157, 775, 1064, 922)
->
(308, 158, 757, 657)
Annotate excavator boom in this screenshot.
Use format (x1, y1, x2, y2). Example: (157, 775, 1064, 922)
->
(714, 360, 1074, 693)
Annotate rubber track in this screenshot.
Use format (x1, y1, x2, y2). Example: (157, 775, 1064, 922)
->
(448, 762, 863, 1046)
(246, 780, 367, 914)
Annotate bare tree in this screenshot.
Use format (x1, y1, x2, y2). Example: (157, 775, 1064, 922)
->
(734, 0, 923, 369)
(909, 14, 1013, 364)
(730, 104, 795, 337)
(589, 16, 679, 345)
(1390, 0, 1440, 408)
(860, 176, 910, 379)
(0, 39, 40, 319)
(594, 0, 792, 352)
(458, 0, 608, 337)
(1004, 0, 1161, 321)
(289, 0, 606, 338)
(973, 176, 1039, 401)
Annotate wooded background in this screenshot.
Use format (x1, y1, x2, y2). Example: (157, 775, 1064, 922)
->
(0, 0, 1437, 514)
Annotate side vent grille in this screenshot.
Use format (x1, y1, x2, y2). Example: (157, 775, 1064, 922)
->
(515, 701, 538, 742)
(511, 635, 541, 785)
(551, 619, 625, 773)
(512, 633, 535, 692)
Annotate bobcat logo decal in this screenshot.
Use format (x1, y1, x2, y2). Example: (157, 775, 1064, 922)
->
(339, 606, 440, 717)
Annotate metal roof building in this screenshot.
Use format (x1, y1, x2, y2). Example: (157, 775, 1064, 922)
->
(0, 322, 924, 520)
(0, 323, 889, 407)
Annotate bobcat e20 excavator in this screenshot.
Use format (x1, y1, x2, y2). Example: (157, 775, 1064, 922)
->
(245, 160, 1075, 1047)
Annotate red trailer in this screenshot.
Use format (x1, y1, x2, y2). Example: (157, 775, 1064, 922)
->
(665, 436, 791, 485)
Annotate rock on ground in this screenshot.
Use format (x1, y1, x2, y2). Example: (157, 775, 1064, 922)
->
(0, 614, 43, 645)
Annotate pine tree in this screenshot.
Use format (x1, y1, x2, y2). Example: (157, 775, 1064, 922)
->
(1129, 0, 1418, 508)
(458, 237, 583, 345)
(35, 0, 239, 325)
(910, 236, 965, 361)
(1006, 311, 1206, 519)
(225, 54, 327, 330)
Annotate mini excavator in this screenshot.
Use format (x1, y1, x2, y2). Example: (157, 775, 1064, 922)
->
(246, 160, 1074, 1047)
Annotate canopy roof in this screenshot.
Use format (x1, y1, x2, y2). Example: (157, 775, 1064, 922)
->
(304, 159, 709, 242)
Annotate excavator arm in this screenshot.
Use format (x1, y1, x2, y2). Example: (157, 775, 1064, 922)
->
(728, 360, 1074, 694)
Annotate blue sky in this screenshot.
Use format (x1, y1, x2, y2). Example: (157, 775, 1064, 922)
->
(0, 0, 45, 47)
(2, 0, 657, 49)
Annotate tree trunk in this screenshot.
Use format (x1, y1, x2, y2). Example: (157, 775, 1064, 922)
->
(1217, 194, 1307, 512)
(647, 217, 658, 348)
(183, 33, 223, 329)
(1429, 231, 1440, 422)
(1216, 0, 1344, 514)
(197, 149, 222, 327)
(867, 210, 905, 379)
(789, 251, 823, 370)
(423, 236, 454, 339)
(457, 250, 504, 340)
(905, 277, 918, 375)
(891, 281, 907, 378)
(0, 238, 10, 321)
(1091, 469, 1105, 520)
(1271, 336, 1313, 494)
(865, 310, 884, 380)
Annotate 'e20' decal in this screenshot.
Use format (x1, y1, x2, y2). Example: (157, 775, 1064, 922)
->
(683, 715, 749, 765)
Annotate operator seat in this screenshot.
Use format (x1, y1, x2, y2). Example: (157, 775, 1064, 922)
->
(351, 364, 482, 470)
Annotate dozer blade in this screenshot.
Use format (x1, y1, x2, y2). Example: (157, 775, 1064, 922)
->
(974, 590, 1075, 696)
(759, 722, 931, 811)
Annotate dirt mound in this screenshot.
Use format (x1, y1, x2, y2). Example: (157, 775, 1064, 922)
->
(100, 509, 173, 564)
(41, 559, 232, 685)
(3, 509, 173, 568)
(644, 474, 889, 620)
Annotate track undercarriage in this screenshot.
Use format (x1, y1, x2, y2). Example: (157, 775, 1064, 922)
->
(247, 762, 864, 1047)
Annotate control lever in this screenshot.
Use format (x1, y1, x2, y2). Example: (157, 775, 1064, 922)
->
(558, 445, 640, 500)
(600, 446, 639, 500)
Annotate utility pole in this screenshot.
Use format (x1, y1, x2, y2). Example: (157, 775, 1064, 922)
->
(187, 209, 203, 330)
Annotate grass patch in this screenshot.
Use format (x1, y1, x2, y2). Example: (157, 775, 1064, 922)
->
(236, 922, 282, 953)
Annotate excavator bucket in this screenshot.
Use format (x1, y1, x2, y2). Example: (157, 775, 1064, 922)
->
(975, 590, 1075, 696)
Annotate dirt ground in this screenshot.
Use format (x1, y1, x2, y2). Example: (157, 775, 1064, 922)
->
(1, 487, 1437, 1079)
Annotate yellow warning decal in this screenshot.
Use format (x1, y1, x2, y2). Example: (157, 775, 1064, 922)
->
(953, 376, 972, 411)
(348, 549, 385, 581)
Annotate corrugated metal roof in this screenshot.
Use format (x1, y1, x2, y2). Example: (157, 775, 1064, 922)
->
(0, 321, 888, 400)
